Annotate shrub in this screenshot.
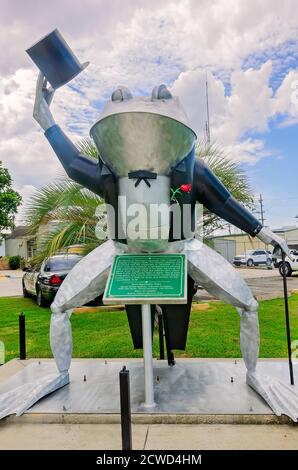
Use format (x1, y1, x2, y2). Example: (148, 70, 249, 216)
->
(8, 255, 21, 270)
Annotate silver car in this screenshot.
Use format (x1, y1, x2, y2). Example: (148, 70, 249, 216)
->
(233, 249, 272, 267)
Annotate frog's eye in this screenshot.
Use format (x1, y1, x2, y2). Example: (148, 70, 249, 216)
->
(111, 86, 133, 102)
(151, 84, 172, 100)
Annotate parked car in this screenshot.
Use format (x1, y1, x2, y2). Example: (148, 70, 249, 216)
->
(233, 249, 272, 267)
(22, 253, 83, 307)
(272, 249, 298, 277)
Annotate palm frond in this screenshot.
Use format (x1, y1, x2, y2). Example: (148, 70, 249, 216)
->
(76, 138, 99, 160)
(26, 173, 105, 262)
(196, 141, 254, 235)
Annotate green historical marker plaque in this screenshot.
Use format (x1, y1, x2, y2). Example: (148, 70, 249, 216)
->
(103, 253, 187, 305)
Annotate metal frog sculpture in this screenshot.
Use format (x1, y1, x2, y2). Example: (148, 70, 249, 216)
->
(1, 78, 297, 421)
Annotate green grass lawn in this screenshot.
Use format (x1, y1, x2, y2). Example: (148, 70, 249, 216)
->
(0, 295, 298, 362)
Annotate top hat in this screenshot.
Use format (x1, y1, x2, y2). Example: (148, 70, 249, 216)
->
(26, 29, 89, 89)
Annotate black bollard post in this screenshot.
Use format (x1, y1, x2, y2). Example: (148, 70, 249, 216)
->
(158, 311, 165, 360)
(19, 312, 26, 360)
(119, 366, 132, 450)
(281, 252, 294, 385)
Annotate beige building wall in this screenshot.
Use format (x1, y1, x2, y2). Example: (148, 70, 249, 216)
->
(212, 227, 298, 256)
(281, 229, 298, 245)
(218, 234, 267, 255)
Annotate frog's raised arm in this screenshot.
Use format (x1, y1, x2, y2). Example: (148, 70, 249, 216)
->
(44, 124, 113, 197)
(33, 73, 111, 197)
(194, 158, 292, 257)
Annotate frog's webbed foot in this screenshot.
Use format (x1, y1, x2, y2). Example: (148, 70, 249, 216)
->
(0, 371, 69, 419)
(0, 240, 125, 421)
(247, 371, 298, 422)
(185, 238, 298, 422)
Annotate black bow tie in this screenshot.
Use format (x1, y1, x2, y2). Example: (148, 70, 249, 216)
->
(128, 170, 157, 188)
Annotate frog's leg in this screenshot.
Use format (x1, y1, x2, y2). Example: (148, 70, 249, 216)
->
(0, 240, 125, 419)
(184, 238, 298, 421)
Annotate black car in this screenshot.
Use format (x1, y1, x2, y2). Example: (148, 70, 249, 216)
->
(22, 254, 83, 307)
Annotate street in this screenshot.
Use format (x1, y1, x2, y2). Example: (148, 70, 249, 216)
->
(0, 267, 298, 301)
(0, 271, 23, 297)
(195, 267, 298, 301)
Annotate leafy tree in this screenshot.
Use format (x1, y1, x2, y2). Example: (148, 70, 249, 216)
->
(26, 139, 253, 262)
(0, 161, 22, 233)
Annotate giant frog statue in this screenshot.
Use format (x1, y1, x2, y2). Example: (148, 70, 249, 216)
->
(0, 77, 297, 421)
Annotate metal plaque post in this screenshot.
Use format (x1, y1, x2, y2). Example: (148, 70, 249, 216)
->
(19, 312, 26, 360)
(158, 309, 165, 360)
(103, 253, 187, 408)
(281, 252, 295, 385)
(119, 366, 132, 450)
(141, 304, 155, 408)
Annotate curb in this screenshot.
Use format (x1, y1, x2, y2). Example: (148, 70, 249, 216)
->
(73, 305, 125, 314)
(3, 412, 294, 426)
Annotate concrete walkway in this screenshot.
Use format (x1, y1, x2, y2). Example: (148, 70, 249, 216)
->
(0, 422, 298, 450)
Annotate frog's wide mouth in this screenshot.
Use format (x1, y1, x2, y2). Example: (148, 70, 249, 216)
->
(89, 111, 196, 177)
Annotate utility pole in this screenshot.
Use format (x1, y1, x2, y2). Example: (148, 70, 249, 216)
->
(257, 194, 271, 266)
(259, 193, 265, 225)
(252, 194, 266, 225)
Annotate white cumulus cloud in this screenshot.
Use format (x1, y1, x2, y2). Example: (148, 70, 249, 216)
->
(0, 0, 298, 218)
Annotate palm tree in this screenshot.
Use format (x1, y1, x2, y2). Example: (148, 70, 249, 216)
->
(196, 142, 254, 237)
(26, 179, 105, 264)
(26, 139, 253, 262)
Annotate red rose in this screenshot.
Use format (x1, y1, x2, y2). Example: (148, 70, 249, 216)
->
(180, 183, 192, 193)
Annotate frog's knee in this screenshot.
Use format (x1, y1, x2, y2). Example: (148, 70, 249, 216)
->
(50, 302, 63, 315)
(50, 301, 71, 317)
(247, 297, 258, 313)
(236, 297, 258, 317)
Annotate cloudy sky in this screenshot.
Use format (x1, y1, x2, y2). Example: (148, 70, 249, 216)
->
(1, 0, 298, 229)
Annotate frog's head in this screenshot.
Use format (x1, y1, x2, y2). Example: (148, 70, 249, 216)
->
(90, 85, 196, 252)
(90, 84, 196, 177)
